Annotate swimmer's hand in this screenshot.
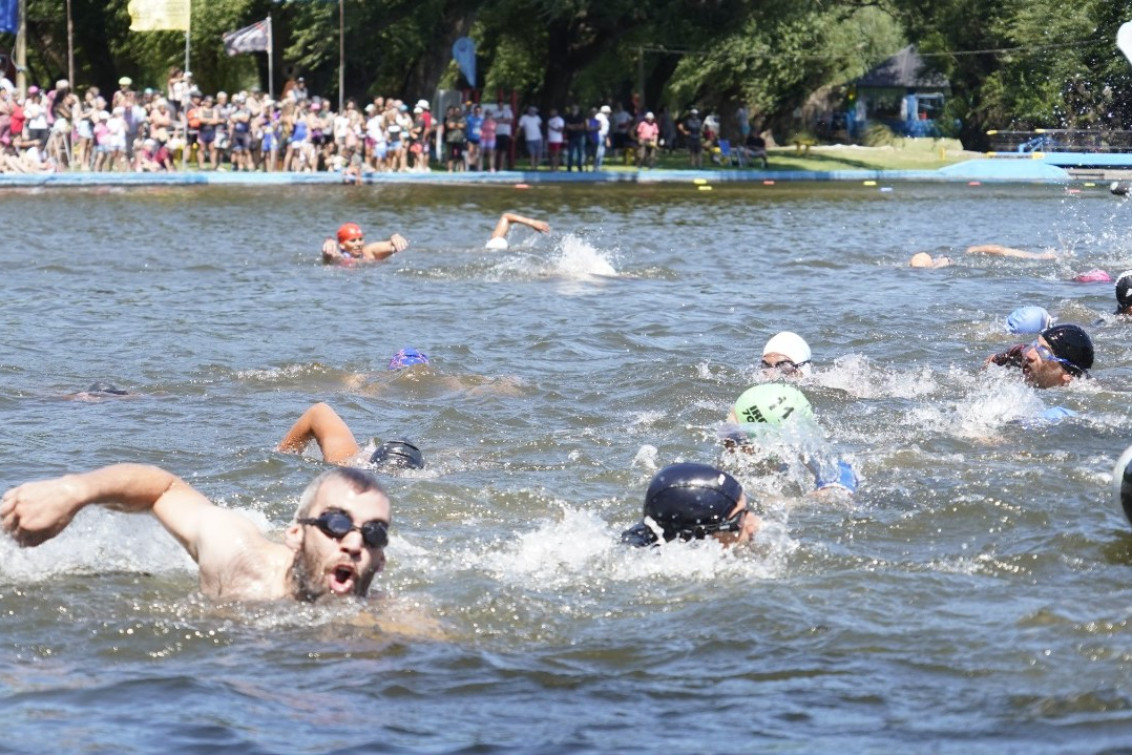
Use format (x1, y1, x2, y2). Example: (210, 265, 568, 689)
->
(1, 475, 87, 547)
(985, 343, 1026, 369)
(321, 238, 343, 263)
(389, 233, 409, 253)
(530, 221, 550, 234)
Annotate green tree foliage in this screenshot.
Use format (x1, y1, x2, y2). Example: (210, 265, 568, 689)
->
(7, 0, 1132, 149)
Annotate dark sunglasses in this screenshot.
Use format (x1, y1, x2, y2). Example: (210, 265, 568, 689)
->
(760, 358, 807, 375)
(298, 510, 389, 549)
(675, 507, 750, 541)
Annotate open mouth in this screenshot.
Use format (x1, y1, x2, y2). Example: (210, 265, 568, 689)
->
(329, 564, 357, 595)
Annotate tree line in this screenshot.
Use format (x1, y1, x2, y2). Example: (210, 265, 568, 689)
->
(8, 0, 1131, 149)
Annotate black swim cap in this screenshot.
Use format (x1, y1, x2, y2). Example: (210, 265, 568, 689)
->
(1116, 270, 1132, 313)
(621, 462, 744, 546)
(369, 440, 424, 469)
(1040, 324, 1094, 376)
(86, 381, 129, 395)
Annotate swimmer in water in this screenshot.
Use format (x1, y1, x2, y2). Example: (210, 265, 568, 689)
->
(485, 212, 550, 251)
(985, 323, 1094, 388)
(760, 331, 812, 378)
(910, 245, 1058, 268)
(278, 401, 424, 469)
(724, 383, 858, 494)
(1114, 271, 1132, 316)
(322, 222, 410, 264)
(2, 465, 392, 603)
(621, 462, 760, 547)
(1005, 306, 1054, 336)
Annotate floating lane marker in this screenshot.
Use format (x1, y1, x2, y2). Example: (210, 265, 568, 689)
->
(698, 185, 713, 191)
(879, 187, 893, 192)
(1083, 182, 1096, 187)
(693, 178, 708, 185)
(863, 180, 877, 186)
(968, 181, 981, 186)
(763, 180, 775, 185)
(514, 183, 530, 189)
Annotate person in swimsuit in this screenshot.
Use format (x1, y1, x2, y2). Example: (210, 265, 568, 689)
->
(321, 222, 409, 264)
(278, 401, 424, 469)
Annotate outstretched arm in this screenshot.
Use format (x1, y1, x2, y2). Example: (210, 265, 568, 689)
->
(321, 238, 344, 264)
(362, 233, 409, 261)
(2, 464, 222, 559)
(277, 402, 361, 465)
(966, 244, 1057, 260)
(489, 212, 550, 240)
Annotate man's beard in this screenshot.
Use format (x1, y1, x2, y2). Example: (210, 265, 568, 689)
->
(289, 545, 326, 603)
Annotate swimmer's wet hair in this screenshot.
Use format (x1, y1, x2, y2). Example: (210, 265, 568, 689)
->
(295, 467, 387, 520)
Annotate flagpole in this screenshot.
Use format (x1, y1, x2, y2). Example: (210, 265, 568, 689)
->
(267, 15, 274, 101)
(15, 0, 25, 97)
(66, 0, 74, 86)
(338, 0, 344, 111)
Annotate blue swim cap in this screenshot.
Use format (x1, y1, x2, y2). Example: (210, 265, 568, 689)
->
(1006, 306, 1053, 335)
(388, 347, 429, 370)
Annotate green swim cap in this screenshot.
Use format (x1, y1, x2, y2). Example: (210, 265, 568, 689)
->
(732, 383, 814, 427)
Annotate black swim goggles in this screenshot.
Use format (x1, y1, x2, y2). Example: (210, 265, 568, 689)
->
(298, 510, 389, 549)
(760, 358, 808, 376)
(672, 508, 751, 541)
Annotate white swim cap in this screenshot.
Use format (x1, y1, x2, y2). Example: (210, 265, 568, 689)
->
(762, 331, 811, 366)
(485, 236, 509, 251)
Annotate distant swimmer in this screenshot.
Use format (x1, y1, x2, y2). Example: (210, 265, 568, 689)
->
(1114, 270, 1132, 315)
(1005, 306, 1054, 336)
(621, 462, 760, 547)
(322, 222, 410, 264)
(985, 323, 1094, 389)
(278, 401, 424, 469)
(1, 464, 391, 602)
(909, 245, 1057, 268)
(909, 252, 952, 269)
(485, 212, 550, 251)
(761, 331, 812, 378)
(387, 347, 430, 370)
(724, 383, 858, 494)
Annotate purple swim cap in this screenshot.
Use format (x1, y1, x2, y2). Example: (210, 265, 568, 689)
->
(388, 347, 429, 370)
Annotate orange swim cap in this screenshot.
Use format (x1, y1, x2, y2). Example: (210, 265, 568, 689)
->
(337, 222, 364, 243)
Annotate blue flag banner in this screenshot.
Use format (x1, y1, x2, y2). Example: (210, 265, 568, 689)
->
(452, 36, 476, 88)
(0, 0, 18, 35)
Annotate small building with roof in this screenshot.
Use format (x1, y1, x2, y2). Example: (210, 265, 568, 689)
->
(851, 45, 951, 137)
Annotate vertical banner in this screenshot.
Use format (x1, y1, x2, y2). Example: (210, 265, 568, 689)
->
(452, 36, 476, 88)
(127, 0, 190, 31)
(0, 0, 17, 35)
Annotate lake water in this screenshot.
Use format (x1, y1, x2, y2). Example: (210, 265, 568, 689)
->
(3, 180, 1132, 752)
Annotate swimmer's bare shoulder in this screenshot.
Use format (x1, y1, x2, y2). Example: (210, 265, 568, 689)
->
(966, 244, 1057, 260)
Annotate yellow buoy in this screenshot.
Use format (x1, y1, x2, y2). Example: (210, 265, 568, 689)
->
(697, 185, 713, 191)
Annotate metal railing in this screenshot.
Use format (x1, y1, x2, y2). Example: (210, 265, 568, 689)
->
(986, 129, 1132, 153)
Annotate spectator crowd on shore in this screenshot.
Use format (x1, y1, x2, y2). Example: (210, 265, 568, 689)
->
(0, 67, 770, 176)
